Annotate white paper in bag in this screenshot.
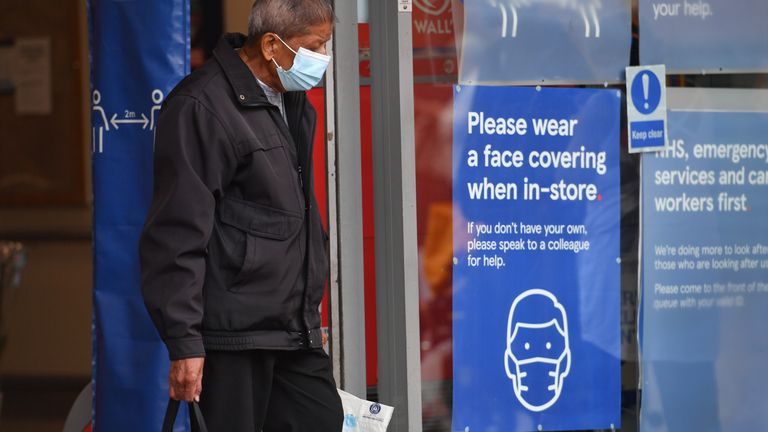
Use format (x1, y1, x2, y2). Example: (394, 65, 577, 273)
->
(338, 389, 394, 432)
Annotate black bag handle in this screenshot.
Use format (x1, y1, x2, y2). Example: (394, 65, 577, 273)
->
(162, 399, 208, 432)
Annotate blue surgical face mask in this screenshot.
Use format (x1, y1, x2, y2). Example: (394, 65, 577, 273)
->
(272, 34, 331, 92)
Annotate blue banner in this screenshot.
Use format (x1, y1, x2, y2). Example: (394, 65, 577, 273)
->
(640, 93, 768, 430)
(89, 1, 189, 430)
(639, 0, 768, 73)
(459, 0, 631, 84)
(452, 86, 621, 431)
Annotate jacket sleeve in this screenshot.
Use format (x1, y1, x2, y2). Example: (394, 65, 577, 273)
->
(139, 95, 237, 360)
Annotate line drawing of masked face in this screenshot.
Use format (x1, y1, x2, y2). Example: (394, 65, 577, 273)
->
(504, 289, 571, 412)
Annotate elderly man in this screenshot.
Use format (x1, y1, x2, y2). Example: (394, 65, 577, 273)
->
(139, 0, 342, 430)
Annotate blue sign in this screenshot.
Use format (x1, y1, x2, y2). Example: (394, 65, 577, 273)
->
(641, 99, 768, 431)
(640, 0, 768, 73)
(89, 0, 189, 430)
(631, 71, 662, 115)
(452, 86, 621, 431)
(626, 65, 668, 153)
(459, 0, 631, 84)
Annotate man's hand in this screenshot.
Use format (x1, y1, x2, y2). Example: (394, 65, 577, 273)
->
(169, 357, 205, 402)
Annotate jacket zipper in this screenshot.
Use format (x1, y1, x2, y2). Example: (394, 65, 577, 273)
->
(271, 99, 314, 347)
(292, 96, 314, 347)
(267, 105, 306, 212)
(297, 165, 305, 206)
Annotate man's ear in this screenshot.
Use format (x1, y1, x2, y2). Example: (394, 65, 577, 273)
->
(260, 33, 278, 62)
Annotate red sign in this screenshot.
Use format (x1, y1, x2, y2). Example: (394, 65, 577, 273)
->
(412, 1, 460, 79)
(412, 0, 455, 50)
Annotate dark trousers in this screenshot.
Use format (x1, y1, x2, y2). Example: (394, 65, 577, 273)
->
(199, 348, 343, 432)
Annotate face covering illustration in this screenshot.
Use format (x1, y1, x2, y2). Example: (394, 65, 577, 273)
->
(504, 289, 571, 412)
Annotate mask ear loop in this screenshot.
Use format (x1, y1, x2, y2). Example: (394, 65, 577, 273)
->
(273, 33, 297, 55)
(271, 33, 297, 72)
(271, 57, 283, 71)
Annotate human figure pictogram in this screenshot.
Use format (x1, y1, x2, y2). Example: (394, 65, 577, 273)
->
(92, 90, 109, 153)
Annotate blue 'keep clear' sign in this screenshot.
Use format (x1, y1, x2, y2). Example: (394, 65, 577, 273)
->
(452, 86, 621, 431)
(627, 65, 668, 153)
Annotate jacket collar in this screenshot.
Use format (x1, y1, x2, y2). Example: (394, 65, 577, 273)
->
(213, 33, 272, 108)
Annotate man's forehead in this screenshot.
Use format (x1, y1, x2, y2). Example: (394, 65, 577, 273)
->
(301, 32, 331, 44)
(292, 23, 333, 42)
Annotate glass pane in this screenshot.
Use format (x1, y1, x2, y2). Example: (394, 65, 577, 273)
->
(408, 3, 768, 432)
(411, 2, 637, 431)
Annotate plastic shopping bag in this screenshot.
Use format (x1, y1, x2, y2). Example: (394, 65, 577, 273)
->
(338, 389, 394, 432)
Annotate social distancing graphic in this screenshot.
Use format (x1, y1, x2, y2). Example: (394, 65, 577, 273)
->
(91, 89, 164, 153)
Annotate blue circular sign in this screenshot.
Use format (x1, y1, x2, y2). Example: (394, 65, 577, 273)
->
(631, 70, 662, 115)
(369, 403, 382, 415)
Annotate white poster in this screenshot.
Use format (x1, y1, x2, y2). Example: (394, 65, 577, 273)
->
(13, 37, 52, 115)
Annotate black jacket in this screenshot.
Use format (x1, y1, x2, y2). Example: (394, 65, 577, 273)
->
(139, 34, 328, 360)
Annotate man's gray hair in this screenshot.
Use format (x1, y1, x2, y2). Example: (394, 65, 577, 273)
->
(247, 0, 334, 42)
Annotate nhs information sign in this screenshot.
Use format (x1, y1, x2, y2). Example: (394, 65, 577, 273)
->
(640, 0, 768, 73)
(460, 0, 631, 84)
(626, 65, 668, 153)
(452, 86, 621, 431)
(640, 88, 768, 431)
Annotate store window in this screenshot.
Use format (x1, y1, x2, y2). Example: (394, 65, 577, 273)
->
(358, 0, 768, 431)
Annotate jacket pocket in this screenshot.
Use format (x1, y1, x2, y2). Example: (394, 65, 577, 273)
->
(218, 196, 303, 292)
(235, 133, 305, 213)
(234, 133, 284, 156)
